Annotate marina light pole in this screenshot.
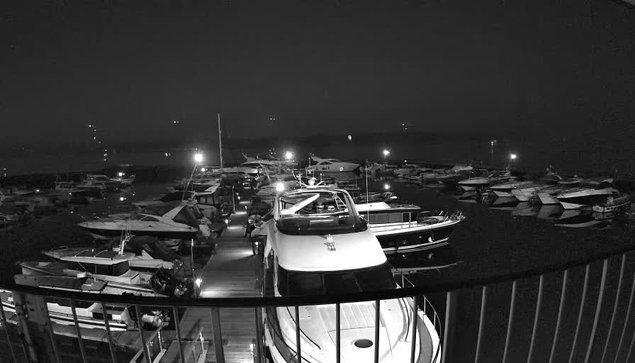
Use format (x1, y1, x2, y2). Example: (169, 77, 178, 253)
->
(217, 113, 223, 169)
(508, 153, 517, 170)
(382, 148, 390, 160)
(184, 152, 204, 200)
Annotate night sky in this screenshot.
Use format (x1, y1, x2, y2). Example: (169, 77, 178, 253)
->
(1, 0, 634, 147)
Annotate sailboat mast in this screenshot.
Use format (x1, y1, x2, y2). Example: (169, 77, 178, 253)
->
(218, 113, 223, 169)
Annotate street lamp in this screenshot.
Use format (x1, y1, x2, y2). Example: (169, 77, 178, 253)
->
(184, 152, 205, 199)
(284, 151, 294, 161)
(382, 149, 390, 158)
(508, 153, 518, 170)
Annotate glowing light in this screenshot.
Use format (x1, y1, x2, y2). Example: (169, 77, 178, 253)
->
(382, 149, 390, 157)
(93, 136, 96, 140)
(193, 153, 204, 163)
(384, 183, 391, 190)
(284, 151, 294, 160)
(490, 140, 495, 147)
(347, 135, 352, 141)
(200, 168, 207, 173)
(119, 196, 125, 201)
(88, 124, 92, 127)
(165, 152, 169, 157)
(195, 278, 202, 288)
(237, 196, 241, 200)
(275, 182, 285, 192)
(35, 189, 40, 193)
(510, 153, 518, 160)
(224, 219, 229, 224)
(234, 210, 247, 215)
(118, 172, 124, 177)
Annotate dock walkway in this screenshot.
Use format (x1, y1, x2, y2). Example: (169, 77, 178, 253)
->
(162, 210, 264, 363)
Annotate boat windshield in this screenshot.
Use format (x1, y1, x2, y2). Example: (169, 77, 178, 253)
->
(277, 263, 395, 296)
(276, 190, 367, 235)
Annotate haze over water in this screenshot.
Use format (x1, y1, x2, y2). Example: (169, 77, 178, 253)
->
(2, 130, 634, 178)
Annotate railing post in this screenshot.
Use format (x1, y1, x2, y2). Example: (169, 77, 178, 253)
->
(584, 259, 609, 363)
(527, 275, 545, 363)
(441, 290, 456, 363)
(211, 307, 225, 363)
(410, 295, 419, 363)
(613, 272, 635, 363)
(135, 305, 152, 363)
(0, 298, 18, 363)
(295, 306, 301, 363)
(70, 299, 88, 363)
(13, 293, 39, 362)
(172, 306, 186, 363)
(255, 307, 264, 363)
(568, 264, 591, 363)
(38, 296, 61, 363)
(548, 269, 569, 363)
(336, 303, 341, 363)
(374, 299, 381, 363)
(502, 280, 517, 363)
(474, 285, 488, 363)
(100, 303, 118, 363)
(601, 254, 626, 363)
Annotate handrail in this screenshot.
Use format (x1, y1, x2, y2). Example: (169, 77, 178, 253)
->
(3, 242, 635, 307)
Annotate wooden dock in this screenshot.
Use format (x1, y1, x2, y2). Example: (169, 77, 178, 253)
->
(161, 211, 264, 363)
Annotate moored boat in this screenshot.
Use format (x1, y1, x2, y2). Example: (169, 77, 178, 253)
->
(257, 186, 442, 363)
(592, 194, 632, 213)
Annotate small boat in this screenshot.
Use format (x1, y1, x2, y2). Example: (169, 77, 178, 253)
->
(593, 194, 632, 213)
(1, 274, 170, 332)
(537, 185, 569, 205)
(490, 180, 536, 198)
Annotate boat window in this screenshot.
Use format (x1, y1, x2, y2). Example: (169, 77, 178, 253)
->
(276, 191, 367, 235)
(319, 161, 332, 165)
(277, 263, 395, 296)
(389, 213, 402, 223)
(140, 216, 160, 222)
(191, 205, 204, 219)
(46, 298, 93, 308)
(142, 204, 175, 216)
(403, 212, 410, 222)
(173, 207, 199, 227)
(161, 192, 191, 202)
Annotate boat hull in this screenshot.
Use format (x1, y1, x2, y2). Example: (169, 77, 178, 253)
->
(374, 224, 455, 254)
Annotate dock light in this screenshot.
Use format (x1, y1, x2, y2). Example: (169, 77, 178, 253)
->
(275, 182, 285, 193)
(224, 219, 229, 224)
(193, 153, 204, 164)
(120, 196, 125, 201)
(347, 135, 352, 141)
(35, 189, 40, 193)
(382, 149, 390, 158)
(118, 172, 124, 177)
(384, 183, 391, 190)
(510, 153, 517, 160)
(200, 168, 207, 173)
(284, 151, 294, 161)
(195, 277, 202, 288)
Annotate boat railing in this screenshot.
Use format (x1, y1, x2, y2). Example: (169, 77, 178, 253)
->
(4, 243, 635, 362)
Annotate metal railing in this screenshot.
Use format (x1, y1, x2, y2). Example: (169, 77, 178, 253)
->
(3, 243, 635, 362)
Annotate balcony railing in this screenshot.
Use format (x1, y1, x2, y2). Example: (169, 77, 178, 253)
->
(2, 242, 635, 363)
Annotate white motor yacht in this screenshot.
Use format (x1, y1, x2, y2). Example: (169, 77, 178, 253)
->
(258, 186, 441, 363)
(78, 201, 211, 240)
(356, 200, 464, 254)
(308, 155, 361, 173)
(557, 186, 620, 210)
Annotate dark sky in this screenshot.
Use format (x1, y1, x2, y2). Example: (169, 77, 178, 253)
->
(1, 0, 634, 147)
